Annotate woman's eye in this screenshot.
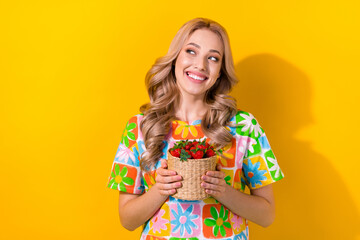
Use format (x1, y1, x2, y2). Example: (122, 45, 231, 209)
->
(186, 49, 195, 55)
(209, 56, 219, 62)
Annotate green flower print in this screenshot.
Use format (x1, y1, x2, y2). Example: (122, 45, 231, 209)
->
(108, 164, 134, 191)
(204, 206, 231, 237)
(121, 122, 136, 147)
(224, 175, 231, 186)
(235, 111, 264, 138)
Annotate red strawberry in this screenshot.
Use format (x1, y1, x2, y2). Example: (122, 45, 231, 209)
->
(191, 148, 204, 159)
(198, 144, 207, 150)
(197, 139, 208, 149)
(205, 148, 215, 157)
(170, 148, 181, 157)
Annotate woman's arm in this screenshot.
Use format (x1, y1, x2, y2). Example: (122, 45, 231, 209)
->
(118, 160, 182, 231)
(201, 165, 275, 228)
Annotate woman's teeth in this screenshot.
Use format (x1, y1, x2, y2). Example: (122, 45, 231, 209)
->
(187, 72, 206, 81)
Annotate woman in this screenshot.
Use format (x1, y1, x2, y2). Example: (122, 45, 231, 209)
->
(107, 18, 284, 239)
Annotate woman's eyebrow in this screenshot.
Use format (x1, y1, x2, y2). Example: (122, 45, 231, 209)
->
(186, 42, 222, 56)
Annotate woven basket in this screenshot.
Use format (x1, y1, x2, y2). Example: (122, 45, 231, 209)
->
(167, 150, 217, 200)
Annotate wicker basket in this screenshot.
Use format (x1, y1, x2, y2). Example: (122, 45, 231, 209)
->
(167, 150, 217, 200)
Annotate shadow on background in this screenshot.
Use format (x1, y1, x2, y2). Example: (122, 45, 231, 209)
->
(231, 54, 359, 239)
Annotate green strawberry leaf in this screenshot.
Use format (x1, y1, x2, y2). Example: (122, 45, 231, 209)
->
(180, 149, 190, 162)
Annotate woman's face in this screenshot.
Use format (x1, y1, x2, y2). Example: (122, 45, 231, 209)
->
(174, 28, 224, 100)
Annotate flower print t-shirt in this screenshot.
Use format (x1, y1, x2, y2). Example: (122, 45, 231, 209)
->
(107, 110, 284, 240)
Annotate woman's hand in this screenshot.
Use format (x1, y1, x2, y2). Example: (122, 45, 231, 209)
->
(201, 164, 228, 198)
(155, 159, 183, 196)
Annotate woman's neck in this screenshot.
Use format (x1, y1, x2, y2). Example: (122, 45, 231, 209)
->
(174, 95, 208, 122)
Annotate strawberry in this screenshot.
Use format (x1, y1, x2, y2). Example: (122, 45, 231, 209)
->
(192, 140, 199, 146)
(170, 138, 216, 160)
(198, 144, 207, 150)
(205, 148, 215, 157)
(170, 148, 181, 158)
(190, 148, 204, 159)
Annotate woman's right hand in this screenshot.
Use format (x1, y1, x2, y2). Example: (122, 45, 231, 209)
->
(155, 159, 182, 196)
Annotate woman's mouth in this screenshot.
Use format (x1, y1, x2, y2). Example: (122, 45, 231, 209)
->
(186, 72, 208, 83)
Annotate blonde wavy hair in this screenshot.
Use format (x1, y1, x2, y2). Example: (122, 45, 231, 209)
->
(139, 18, 238, 171)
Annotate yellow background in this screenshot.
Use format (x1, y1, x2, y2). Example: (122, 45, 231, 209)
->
(1, 0, 360, 239)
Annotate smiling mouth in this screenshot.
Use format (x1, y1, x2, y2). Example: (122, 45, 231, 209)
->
(186, 72, 208, 81)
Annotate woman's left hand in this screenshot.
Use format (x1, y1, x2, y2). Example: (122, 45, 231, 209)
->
(201, 164, 228, 198)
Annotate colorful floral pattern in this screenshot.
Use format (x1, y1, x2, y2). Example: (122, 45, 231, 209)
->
(203, 205, 232, 238)
(170, 203, 200, 238)
(107, 164, 135, 191)
(150, 204, 171, 236)
(172, 120, 204, 140)
(107, 110, 284, 239)
(121, 116, 138, 148)
(218, 138, 236, 167)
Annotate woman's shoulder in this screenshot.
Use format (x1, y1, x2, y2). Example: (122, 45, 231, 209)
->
(125, 112, 144, 121)
(228, 109, 264, 138)
(229, 109, 257, 124)
(121, 113, 144, 130)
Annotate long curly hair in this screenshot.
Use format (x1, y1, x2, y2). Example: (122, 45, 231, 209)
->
(139, 18, 239, 171)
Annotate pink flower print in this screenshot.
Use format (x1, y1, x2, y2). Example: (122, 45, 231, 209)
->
(115, 144, 136, 165)
(235, 136, 256, 169)
(137, 115, 144, 140)
(246, 137, 257, 155)
(151, 209, 168, 234)
(231, 214, 243, 231)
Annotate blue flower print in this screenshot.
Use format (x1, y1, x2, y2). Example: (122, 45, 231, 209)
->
(192, 119, 202, 125)
(228, 126, 236, 136)
(132, 141, 146, 167)
(115, 143, 138, 166)
(138, 140, 146, 155)
(171, 203, 198, 237)
(243, 158, 267, 188)
(142, 220, 150, 235)
(259, 135, 270, 150)
(162, 140, 169, 159)
(130, 146, 140, 167)
(233, 231, 247, 240)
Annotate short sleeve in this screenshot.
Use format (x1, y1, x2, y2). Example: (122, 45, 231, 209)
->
(106, 115, 145, 194)
(235, 111, 284, 190)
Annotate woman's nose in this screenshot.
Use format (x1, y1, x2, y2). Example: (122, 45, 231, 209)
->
(194, 56, 207, 71)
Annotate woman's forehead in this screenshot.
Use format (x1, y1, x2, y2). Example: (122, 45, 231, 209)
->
(183, 29, 224, 54)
